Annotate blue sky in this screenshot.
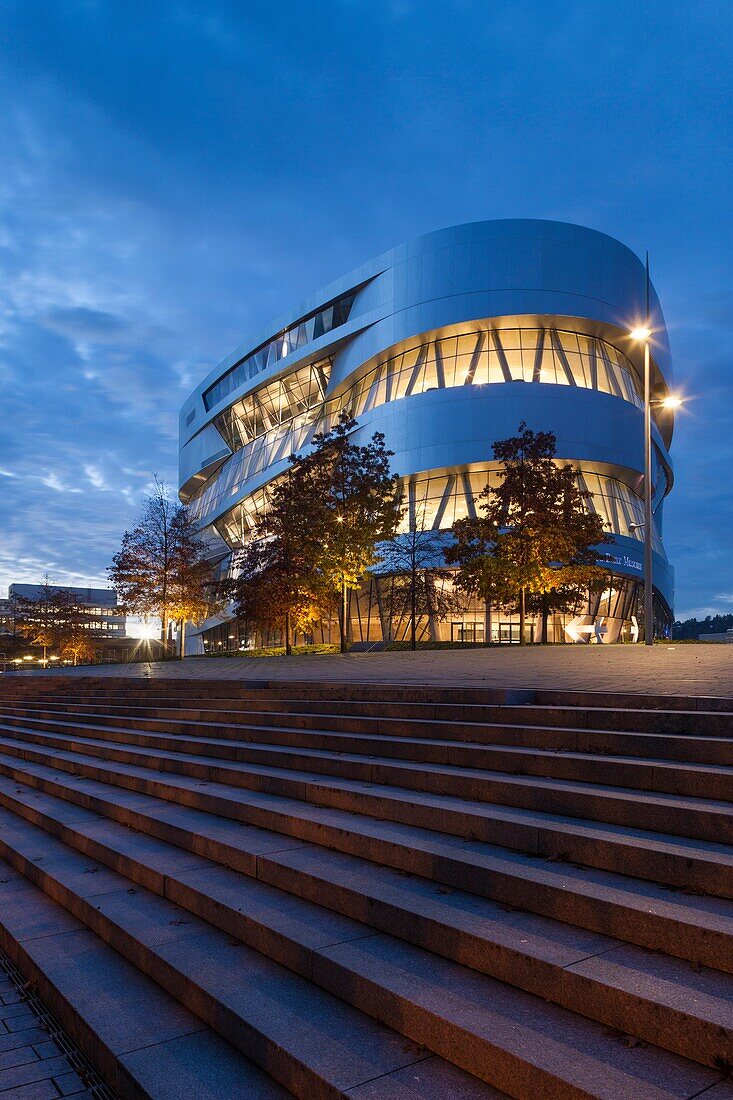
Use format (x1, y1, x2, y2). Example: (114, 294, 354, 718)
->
(1, 0, 731, 619)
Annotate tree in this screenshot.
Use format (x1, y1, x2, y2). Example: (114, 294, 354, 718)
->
(226, 415, 402, 654)
(225, 463, 336, 654)
(14, 579, 80, 663)
(60, 631, 98, 666)
(377, 504, 460, 649)
(308, 414, 403, 652)
(446, 423, 610, 645)
(109, 478, 218, 658)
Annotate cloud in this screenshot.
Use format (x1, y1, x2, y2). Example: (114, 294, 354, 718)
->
(39, 472, 83, 494)
(43, 306, 127, 342)
(0, 0, 731, 618)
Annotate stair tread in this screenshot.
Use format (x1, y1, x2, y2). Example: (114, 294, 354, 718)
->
(0, 798, 723, 1100)
(0, 738, 731, 939)
(5, 701, 733, 751)
(0, 857, 290, 1099)
(5, 694, 733, 722)
(7, 768, 733, 1031)
(2, 733, 732, 868)
(3, 721, 732, 820)
(0, 810, 447, 1097)
(7, 708, 733, 778)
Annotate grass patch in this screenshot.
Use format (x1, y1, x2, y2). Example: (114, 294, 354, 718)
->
(197, 644, 341, 658)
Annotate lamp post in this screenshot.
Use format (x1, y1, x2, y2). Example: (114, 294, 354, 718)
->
(630, 255, 682, 646)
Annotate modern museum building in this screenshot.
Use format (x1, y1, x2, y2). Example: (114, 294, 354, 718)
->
(179, 219, 676, 652)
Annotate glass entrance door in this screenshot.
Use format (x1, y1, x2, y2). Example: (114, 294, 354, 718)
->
(498, 621, 520, 644)
(450, 621, 485, 644)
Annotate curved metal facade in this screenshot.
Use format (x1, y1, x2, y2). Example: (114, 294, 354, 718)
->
(180, 219, 675, 645)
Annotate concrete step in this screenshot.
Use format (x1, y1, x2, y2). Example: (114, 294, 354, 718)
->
(0, 856, 290, 1099)
(3, 690, 733, 737)
(0, 791, 724, 1099)
(0, 808, 481, 1100)
(1, 720, 731, 848)
(1, 770, 732, 1072)
(0, 736, 731, 974)
(2, 707, 733, 801)
(3, 676, 733, 719)
(3, 701, 733, 770)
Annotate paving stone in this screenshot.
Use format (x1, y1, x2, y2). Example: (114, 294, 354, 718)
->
(3, 1015, 42, 1034)
(30, 1041, 61, 1060)
(0, 1004, 34, 1023)
(0, 1080, 61, 1098)
(0, 1054, 69, 1091)
(0, 1044, 38, 1071)
(4, 646, 733, 699)
(0, 1033, 47, 1056)
(50, 1070, 85, 1095)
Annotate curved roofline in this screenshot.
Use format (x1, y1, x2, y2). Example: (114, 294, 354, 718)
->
(187, 218, 671, 407)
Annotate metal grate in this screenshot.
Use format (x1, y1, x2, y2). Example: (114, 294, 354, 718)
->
(0, 947, 118, 1100)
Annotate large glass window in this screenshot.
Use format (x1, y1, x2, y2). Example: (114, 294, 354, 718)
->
(397, 468, 661, 553)
(190, 324, 648, 528)
(214, 359, 330, 451)
(213, 466, 661, 555)
(202, 291, 356, 411)
(211, 325, 643, 463)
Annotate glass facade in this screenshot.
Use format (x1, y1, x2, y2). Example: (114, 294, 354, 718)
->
(189, 325, 647, 526)
(197, 571, 658, 652)
(214, 358, 331, 451)
(345, 327, 643, 411)
(212, 464, 660, 554)
(202, 291, 355, 411)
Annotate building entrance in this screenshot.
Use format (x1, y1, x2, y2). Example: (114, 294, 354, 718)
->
(450, 621, 485, 644)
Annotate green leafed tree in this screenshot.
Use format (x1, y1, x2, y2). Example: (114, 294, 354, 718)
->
(109, 477, 219, 657)
(446, 422, 610, 644)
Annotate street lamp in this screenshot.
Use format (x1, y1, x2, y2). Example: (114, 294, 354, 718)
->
(630, 274, 682, 646)
(629, 306, 654, 645)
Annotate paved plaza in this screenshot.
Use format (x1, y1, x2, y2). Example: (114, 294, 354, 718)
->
(8, 643, 733, 697)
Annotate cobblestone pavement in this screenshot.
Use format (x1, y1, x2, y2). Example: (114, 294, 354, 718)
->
(6, 643, 733, 697)
(0, 951, 115, 1099)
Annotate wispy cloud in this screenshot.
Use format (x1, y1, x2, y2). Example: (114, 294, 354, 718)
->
(0, 0, 731, 615)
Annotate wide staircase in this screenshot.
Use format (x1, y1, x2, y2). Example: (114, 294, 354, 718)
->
(0, 677, 731, 1099)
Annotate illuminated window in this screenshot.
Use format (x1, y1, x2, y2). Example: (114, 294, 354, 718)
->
(202, 291, 356, 411)
(189, 325, 648, 529)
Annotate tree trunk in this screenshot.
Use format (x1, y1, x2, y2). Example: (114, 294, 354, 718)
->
(541, 594, 549, 645)
(410, 571, 417, 651)
(161, 612, 169, 659)
(285, 610, 292, 656)
(339, 578, 348, 654)
(179, 620, 186, 659)
(519, 588, 526, 646)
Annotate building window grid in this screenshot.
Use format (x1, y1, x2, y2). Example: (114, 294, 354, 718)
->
(189, 325, 649, 526)
(214, 358, 331, 452)
(202, 293, 355, 412)
(215, 466, 660, 557)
